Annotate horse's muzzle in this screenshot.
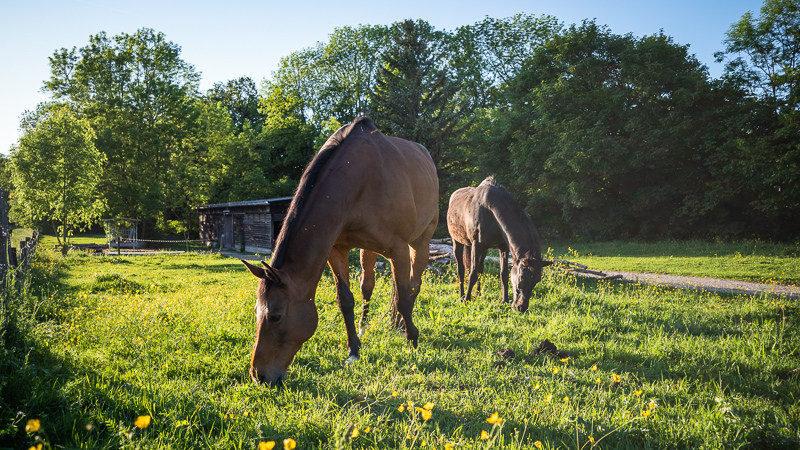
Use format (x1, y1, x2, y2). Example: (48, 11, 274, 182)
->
(250, 366, 285, 387)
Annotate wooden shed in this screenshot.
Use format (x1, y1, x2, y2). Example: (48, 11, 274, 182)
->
(196, 197, 293, 254)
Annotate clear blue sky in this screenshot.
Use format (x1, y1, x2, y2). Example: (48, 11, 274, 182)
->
(0, 0, 764, 156)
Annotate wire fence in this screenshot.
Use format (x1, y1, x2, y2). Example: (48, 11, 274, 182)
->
(1, 187, 40, 329)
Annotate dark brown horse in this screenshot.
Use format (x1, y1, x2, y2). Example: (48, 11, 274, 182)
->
(447, 176, 552, 312)
(242, 117, 439, 385)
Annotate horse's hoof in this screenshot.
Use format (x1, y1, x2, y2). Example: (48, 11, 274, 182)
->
(410, 338, 418, 349)
(345, 355, 360, 365)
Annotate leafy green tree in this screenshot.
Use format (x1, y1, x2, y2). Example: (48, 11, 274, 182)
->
(370, 19, 473, 186)
(43, 28, 200, 236)
(498, 21, 732, 239)
(206, 76, 265, 133)
(716, 0, 800, 237)
(9, 104, 105, 253)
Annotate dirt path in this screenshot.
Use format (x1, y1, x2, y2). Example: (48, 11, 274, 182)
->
(572, 270, 800, 299)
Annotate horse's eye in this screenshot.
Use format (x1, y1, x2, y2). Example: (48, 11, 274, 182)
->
(267, 314, 282, 324)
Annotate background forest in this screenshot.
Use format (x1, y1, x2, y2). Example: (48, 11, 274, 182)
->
(2, 0, 798, 242)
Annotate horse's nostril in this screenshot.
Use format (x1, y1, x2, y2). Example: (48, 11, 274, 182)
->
(267, 314, 282, 323)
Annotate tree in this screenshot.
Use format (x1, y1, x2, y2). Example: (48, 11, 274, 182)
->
(9, 104, 105, 253)
(496, 21, 733, 239)
(715, 0, 800, 237)
(43, 28, 200, 236)
(370, 19, 474, 189)
(206, 76, 265, 133)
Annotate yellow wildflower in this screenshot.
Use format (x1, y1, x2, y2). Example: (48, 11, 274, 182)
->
(364, 426, 370, 433)
(591, 364, 597, 371)
(588, 436, 595, 443)
(398, 405, 405, 412)
(534, 441, 543, 448)
(534, 383, 541, 390)
(641, 409, 651, 418)
(596, 377, 602, 383)
(283, 438, 297, 450)
(424, 402, 434, 410)
(134, 415, 151, 429)
(25, 419, 41, 433)
(560, 357, 569, 362)
(612, 374, 621, 383)
(480, 430, 489, 440)
(259, 442, 276, 450)
(351, 427, 359, 439)
(445, 444, 454, 450)
(421, 409, 432, 421)
(545, 394, 553, 403)
(392, 391, 398, 397)
(27, 444, 42, 450)
(552, 367, 559, 375)
(486, 412, 501, 424)
(563, 396, 569, 403)
(648, 401, 657, 410)
(634, 390, 643, 396)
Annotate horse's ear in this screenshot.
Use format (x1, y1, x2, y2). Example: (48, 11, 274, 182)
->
(242, 260, 266, 279)
(261, 261, 284, 285)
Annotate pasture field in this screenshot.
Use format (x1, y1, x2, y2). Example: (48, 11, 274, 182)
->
(547, 241, 800, 286)
(1, 248, 798, 449)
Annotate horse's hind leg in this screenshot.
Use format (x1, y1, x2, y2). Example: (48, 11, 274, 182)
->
(387, 244, 419, 347)
(359, 249, 378, 336)
(453, 240, 466, 299)
(328, 245, 361, 362)
(409, 222, 435, 303)
(465, 244, 488, 301)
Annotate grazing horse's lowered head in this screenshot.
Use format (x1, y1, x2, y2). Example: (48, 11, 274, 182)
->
(510, 254, 552, 312)
(242, 260, 318, 386)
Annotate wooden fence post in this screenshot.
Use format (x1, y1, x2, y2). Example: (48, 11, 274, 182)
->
(0, 187, 8, 310)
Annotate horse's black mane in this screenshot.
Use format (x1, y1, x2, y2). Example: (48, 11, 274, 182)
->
(270, 117, 377, 268)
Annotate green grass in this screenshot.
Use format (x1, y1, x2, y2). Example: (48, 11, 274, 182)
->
(1, 248, 798, 449)
(544, 241, 800, 286)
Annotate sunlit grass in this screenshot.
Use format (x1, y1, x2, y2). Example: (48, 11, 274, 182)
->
(1, 248, 798, 449)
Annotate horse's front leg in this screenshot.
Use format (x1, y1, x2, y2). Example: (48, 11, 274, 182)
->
(358, 249, 378, 337)
(499, 246, 510, 303)
(328, 245, 361, 362)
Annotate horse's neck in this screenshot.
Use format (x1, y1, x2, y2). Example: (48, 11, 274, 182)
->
(490, 205, 539, 259)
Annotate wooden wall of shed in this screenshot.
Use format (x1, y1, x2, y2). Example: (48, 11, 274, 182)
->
(243, 213, 271, 253)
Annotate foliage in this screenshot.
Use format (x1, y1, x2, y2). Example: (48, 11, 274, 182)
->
(715, 0, 800, 238)
(205, 76, 265, 133)
(0, 249, 797, 448)
(9, 104, 105, 251)
(42, 28, 201, 236)
(488, 21, 741, 239)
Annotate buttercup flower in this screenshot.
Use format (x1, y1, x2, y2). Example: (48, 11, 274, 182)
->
(545, 394, 553, 403)
(398, 405, 405, 412)
(283, 438, 297, 450)
(612, 374, 621, 383)
(424, 402, 434, 410)
(641, 409, 652, 418)
(259, 441, 276, 450)
(25, 419, 41, 433)
(134, 415, 151, 429)
(534, 441, 543, 448)
(486, 412, 501, 424)
(480, 430, 489, 440)
(552, 367, 559, 375)
(634, 390, 643, 396)
(351, 427, 359, 438)
(392, 391, 398, 397)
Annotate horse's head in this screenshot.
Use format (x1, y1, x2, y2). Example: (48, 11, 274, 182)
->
(242, 260, 318, 386)
(510, 257, 553, 312)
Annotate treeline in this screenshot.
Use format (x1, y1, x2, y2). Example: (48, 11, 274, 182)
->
(3, 0, 798, 241)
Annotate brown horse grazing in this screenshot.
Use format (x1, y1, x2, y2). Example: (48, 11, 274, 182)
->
(242, 117, 439, 385)
(447, 176, 552, 312)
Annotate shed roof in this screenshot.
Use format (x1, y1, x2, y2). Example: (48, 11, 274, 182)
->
(195, 197, 293, 211)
